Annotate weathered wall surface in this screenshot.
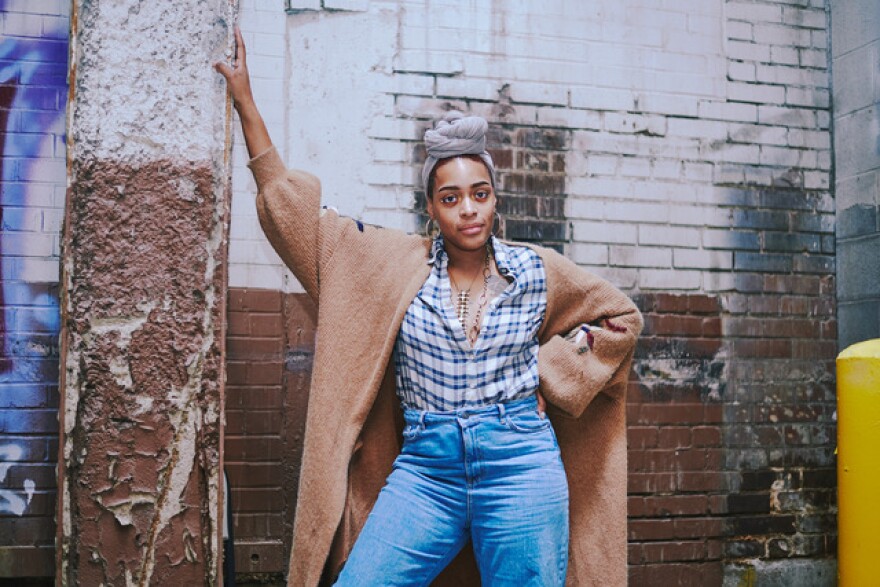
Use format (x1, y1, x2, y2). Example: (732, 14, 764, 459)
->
(0, 0, 68, 577)
(227, 0, 837, 585)
(58, 1, 233, 585)
(832, 0, 880, 350)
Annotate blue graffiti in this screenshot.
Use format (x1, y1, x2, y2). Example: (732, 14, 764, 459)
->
(0, 7, 68, 516)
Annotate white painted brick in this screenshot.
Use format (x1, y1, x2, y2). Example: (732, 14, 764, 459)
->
(758, 105, 817, 128)
(727, 41, 771, 62)
(570, 177, 635, 199)
(726, 20, 753, 41)
(817, 150, 831, 170)
(728, 61, 756, 82)
(799, 47, 827, 69)
(799, 149, 818, 169)
(605, 201, 670, 223)
(3, 0, 64, 15)
(699, 101, 758, 123)
(781, 6, 827, 29)
(756, 64, 819, 87)
(18, 257, 60, 283)
(646, 51, 709, 75)
(588, 267, 638, 290)
(572, 220, 638, 244)
(41, 208, 63, 233)
(394, 95, 444, 119)
(639, 224, 701, 248)
(586, 155, 619, 176)
(3, 11, 43, 36)
(537, 107, 601, 130)
(727, 82, 786, 104)
(667, 117, 727, 140)
(704, 272, 736, 292)
(673, 248, 733, 269)
(663, 31, 720, 56)
(754, 24, 813, 48)
(769, 45, 800, 65)
(816, 110, 830, 129)
(570, 87, 635, 111)
(435, 77, 496, 102)
(508, 82, 568, 107)
(604, 113, 666, 136)
(653, 160, 682, 180)
(685, 162, 714, 182)
(647, 68, 724, 97)
(804, 171, 830, 190)
(368, 117, 422, 140)
(760, 145, 802, 167)
(2, 233, 54, 256)
(728, 123, 788, 146)
(713, 164, 746, 184)
(743, 165, 776, 185)
(569, 243, 609, 266)
(610, 246, 672, 268)
(370, 139, 409, 163)
(362, 162, 414, 187)
(718, 144, 761, 165)
(640, 269, 701, 290)
(639, 93, 700, 117)
(787, 129, 830, 150)
(228, 238, 283, 266)
(286, 0, 321, 10)
(786, 86, 829, 108)
(727, 2, 782, 23)
(323, 0, 369, 10)
(391, 73, 435, 97)
(688, 13, 722, 36)
(634, 180, 701, 203)
(618, 157, 652, 178)
(810, 29, 827, 50)
(393, 50, 463, 75)
(567, 199, 603, 220)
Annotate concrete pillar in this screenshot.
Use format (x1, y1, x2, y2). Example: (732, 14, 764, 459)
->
(832, 0, 880, 348)
(57, 1, 235, 585)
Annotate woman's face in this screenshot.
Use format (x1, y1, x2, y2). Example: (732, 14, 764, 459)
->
(427, 156, 496, 255)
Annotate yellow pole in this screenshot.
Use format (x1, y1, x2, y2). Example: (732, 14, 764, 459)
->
(837, 338, 880, 585)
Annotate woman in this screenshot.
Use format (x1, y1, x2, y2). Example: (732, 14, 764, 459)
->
(216, 27, 641, 587)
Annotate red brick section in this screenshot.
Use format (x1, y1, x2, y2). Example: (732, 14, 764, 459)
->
(225, 288, 316, 581)
(629, 284, 837, 585)
(629, 293, 725, 585)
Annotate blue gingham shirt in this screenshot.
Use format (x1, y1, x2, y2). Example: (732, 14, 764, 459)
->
(393, 235, 547, 411)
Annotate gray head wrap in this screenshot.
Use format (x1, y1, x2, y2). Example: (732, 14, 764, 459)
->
(421, 112, 496, 192)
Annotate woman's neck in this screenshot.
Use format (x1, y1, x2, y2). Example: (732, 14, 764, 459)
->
(445, 239, 489, 274)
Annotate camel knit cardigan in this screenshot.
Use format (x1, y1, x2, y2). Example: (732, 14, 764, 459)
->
(248, 146, 643, 587)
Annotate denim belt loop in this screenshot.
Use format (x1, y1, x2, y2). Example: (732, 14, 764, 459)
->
(418, 412, 426, 430)
(497, 402, 507, 425)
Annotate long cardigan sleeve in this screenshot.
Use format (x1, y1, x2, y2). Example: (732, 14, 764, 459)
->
(536, 246, 643, 418)
(248, 146, 350, 301)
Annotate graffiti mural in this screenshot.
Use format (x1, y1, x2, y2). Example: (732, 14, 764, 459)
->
(0, 2, 68, 521)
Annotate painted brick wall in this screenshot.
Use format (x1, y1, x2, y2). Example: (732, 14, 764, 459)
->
(224, 0, 838, 584)
(0, 0, 68, 577)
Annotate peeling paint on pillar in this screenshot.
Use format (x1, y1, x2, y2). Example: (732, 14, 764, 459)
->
(58, 1, 236, 585)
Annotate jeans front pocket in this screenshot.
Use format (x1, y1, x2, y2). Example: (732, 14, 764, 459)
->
(503, 409, 552, 433)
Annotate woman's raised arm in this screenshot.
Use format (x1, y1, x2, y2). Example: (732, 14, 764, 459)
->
(214, 26, 272, 158)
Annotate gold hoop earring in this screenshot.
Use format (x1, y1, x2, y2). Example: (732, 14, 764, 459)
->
(425, 217, 440, 238)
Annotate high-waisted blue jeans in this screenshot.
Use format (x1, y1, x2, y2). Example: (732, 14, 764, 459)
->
(334, 395, 569, 586)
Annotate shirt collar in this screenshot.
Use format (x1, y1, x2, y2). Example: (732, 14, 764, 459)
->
(426, 235, 516, 278)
